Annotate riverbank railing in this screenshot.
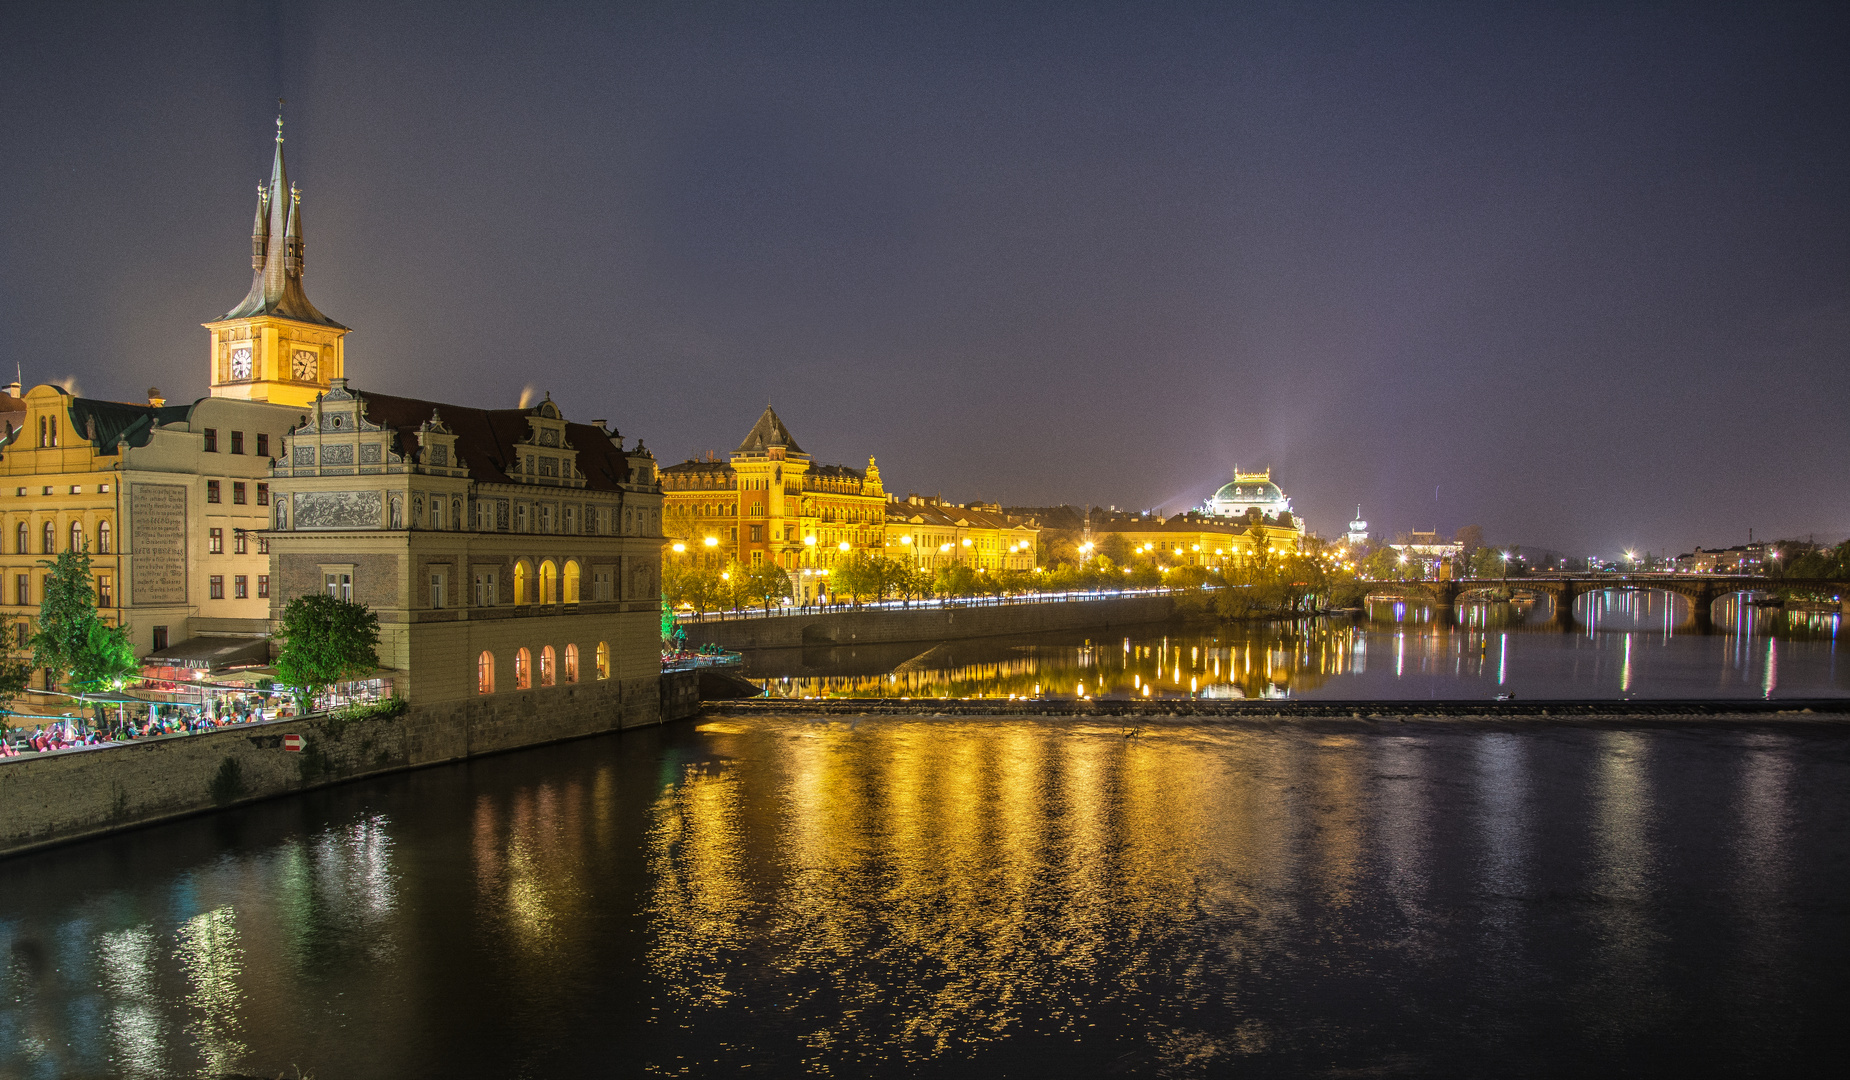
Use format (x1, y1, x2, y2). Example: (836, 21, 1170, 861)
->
(676, 586, 1178, 624)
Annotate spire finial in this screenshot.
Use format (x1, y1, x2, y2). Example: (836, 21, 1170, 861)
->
(276, 98, 285, 141)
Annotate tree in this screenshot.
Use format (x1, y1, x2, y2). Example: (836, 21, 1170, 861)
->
(1454, 525, 1485, 554)
(274, 594, 381, 709)
(31, 547, 138, 703)
(742, 562, 792, 611)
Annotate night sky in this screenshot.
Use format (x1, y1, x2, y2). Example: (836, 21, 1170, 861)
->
(2, 2, 1845, 556)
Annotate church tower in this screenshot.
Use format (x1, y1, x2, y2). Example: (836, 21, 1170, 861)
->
(201, 113, 349, 407)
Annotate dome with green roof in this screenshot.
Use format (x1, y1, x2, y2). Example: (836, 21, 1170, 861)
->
(1201, 467, 1295, 523)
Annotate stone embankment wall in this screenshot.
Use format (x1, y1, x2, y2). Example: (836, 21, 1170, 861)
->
(681, 594, 1178, 650)
(0, 670, 700, 859)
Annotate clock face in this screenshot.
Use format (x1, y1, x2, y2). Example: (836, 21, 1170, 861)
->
(292, 349, 318, 381)
(229, 347, 252, 380)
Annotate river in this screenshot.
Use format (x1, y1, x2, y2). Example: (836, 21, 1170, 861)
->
(3, 707, 1847, 1076)
(744, 594, 1849, 700)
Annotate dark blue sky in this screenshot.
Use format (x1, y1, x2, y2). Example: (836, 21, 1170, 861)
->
(2, 1, 1845, 555)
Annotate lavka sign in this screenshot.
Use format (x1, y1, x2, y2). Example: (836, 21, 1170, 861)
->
(129, 483, 188, 606)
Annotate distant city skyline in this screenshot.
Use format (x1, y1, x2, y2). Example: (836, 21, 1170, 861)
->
(2, 2, 1845, 554)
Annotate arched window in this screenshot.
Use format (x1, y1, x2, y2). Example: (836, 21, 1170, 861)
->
(563, 560, 581, 604)
(42, 522, 54, 554)
(564, 643, 579, 683)
(539, 560, 558, 604)
(70, 521, 84, 552)
(14, 522, 25, 554)
(477, 651, 495, 695)
(539, 645, 556, 686)
(515, 647, 531, 690)
(513, 561, 530, 605)
(97, 520, 111, 554)
(596, 641, 610, 680)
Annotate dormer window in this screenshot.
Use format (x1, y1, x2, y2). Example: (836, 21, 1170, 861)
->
(429, 444, 449, 467)
(540, 428, 560, 447)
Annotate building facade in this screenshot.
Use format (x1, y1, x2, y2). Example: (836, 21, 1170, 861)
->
(883, 496, 1040, 573)
(1090, 510, 1302, 568)
(264, 385, 664, 705)
(660, 406, 885, 602)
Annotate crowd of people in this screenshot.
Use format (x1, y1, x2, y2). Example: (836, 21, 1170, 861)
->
(0, 694, 289, 758)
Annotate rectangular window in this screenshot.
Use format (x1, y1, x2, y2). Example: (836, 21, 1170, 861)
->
(474, 570, 499, 607)
(324, 573, 353, 601)
(14, 574, 26, 606)
(234, 575, 248, 599)
(234, 530, 247, 555)
(230, 431, 244, 455)
(203, 428, 218, 453)
(256, 433, 269, 458)
(258, 574, 270, 599)
(258, 537, 270, 555)
(256, 482, 269, 506)
(152, 626, 168, 652)
(751, 550, 763, 566)
(208, 527, 223, 554)
(209, 575, 224, 599)
(430, 570, 447, 609)
(206, 480, 221, 504)
(749, 524, 764, 542)
(232, 482, 246, 505)
(97, 576, 112, 607)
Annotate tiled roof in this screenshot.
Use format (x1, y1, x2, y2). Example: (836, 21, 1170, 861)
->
(344, 389, 640, 491)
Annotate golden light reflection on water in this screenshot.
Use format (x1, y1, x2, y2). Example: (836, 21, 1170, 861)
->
(644, 718, 1377, 1068)
(177, 907, 246, 1074)
(98, 924, 166, 1079)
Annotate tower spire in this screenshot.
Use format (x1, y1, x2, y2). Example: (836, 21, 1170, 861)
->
(220, 107, 343, 328)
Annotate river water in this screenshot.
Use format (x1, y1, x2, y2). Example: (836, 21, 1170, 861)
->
(4, 710, 1848, 1077)
(746, 594, 1849, 700)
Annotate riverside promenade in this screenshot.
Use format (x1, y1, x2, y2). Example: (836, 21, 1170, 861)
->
(678, 588, 1180, 649)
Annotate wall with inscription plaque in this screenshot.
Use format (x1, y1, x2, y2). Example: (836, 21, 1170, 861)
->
(129, 483, 188, 605)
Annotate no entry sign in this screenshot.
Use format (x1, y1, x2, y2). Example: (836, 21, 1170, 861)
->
(281, 733, 304, 752)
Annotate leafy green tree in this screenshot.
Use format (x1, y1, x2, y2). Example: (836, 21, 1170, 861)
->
(32, 547, 139, 706)
(275, 594, 381, 709)
(0, 655, 32, 714)
(742, 562, 792, 611)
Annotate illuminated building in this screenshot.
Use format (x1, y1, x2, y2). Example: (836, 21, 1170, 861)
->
(265, 385, 665, 705)
(1199, 466, 1303, 534)
(659, 407, 885, 602)
(883, 495, 1040, 573)
(1345, 506, 1369, 546)
(0, 115, 339, 681)
(1090, 509, 1301, 567)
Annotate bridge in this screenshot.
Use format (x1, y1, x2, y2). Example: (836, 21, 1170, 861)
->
(1377, 574, 1843, 631)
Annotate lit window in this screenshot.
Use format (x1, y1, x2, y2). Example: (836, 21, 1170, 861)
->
(477, 651, 495, 695)
(540, 645, 556, 686)
(515, 647, 531, 689)
(596, 641, 610, 680)
(208, 528, 224, 554)
(564, 643, 578, 683)
(97, 520, 111, 554)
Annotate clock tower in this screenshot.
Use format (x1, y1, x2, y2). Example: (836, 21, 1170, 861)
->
(202, 114, 349, 407)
